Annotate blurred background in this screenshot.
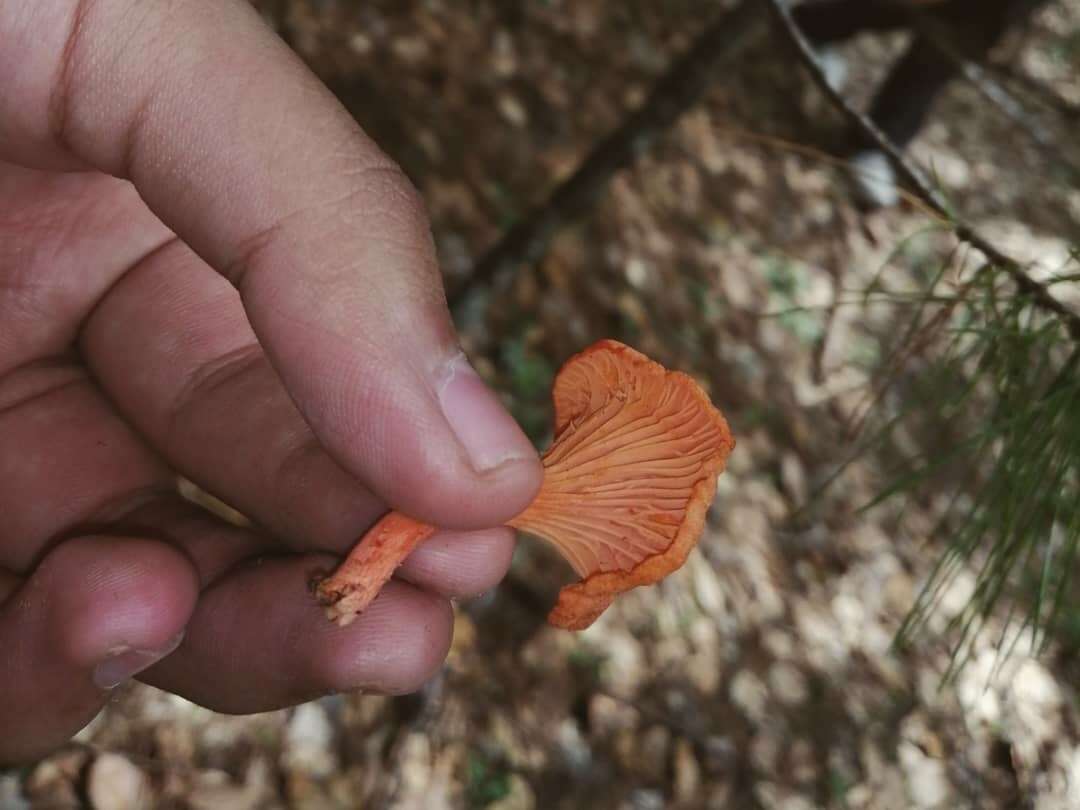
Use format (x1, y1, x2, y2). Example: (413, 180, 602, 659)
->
(7, 0, 1080, 807)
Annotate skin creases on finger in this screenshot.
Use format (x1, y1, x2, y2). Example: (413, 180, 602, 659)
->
(11, 0, 544, 528)
(117, 477, 516, 604)
(93, 496, 465, 709)
(0, 566, 20, 605)
(396, 526, 517, 600)
(79, 238, 387, 553)
(142, 556, 453, 711)
(0, 360, 175, 571)
(0, 535, 198, 765)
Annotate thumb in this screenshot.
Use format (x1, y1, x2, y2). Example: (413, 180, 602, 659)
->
(227, 165, 543, 528)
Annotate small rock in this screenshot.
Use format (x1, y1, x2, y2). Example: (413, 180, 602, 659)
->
(884, 569, 915, 617)
(673, 738, 701, 803)
(722, 264, 758, 310)
(795, 600, 850, 672)
(1068, 747, 1080, 806)
(703, 735, 737, 774)
(0, 774, 29, 810)
(742, 480, 788, 523)
(393, 733, 450, 809)
(448, 613, 477, 668)
(685, 618, 722, 694)
(350, 694, 392, 728)
(788, 739, 818, 785)
(588, 693, 640, 738)
(926, 571, 975, 633)
(185, 762, 276, 810)
(348, 33, 372, 54)
(240, 758, 277, 805)
(653, 634, 691, 672)
(281, 702, 338, 779)
(490, 30, 518, 78)
(625, 788, 665, 810)
(750, 731, 783, 773)
(851, 523, 891, 553)
(496, 93, 528, 127)
(555, 718, 592, 775)
(691, 555, 726, 619)
(898, 715, 951, 809)
(729, 669, 769, 723)
(637, 725, 672, 783)
(768, 661, 808, 706)
(899, 739, 951, 809)
(86, 753, 150, 810)
(519, 626, 576, 675)
(779, 452, 807, 505)
(155, 723, 197, 770)
(956, 649, 1002, 732)
(184, 770, 235, 810)
(758, 781, 820, 810)
(1003, 658, 1063, 773)
(753, 781, 784, 810)
(583, 629, 645, 696)
(488, 712, 536, 771)
(390, 36, 429, 64)
(844, 784, 873, 809)
(761, 629, 795, 660)
(25, 749, 90, 808)
(624, 257, 650, 288)
(705, 781, 734, 808)
(613, 728, 638, 773)
(488, 773, 535, 810)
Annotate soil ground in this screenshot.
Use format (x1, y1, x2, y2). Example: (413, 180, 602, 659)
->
(6, 1, 1080, 808)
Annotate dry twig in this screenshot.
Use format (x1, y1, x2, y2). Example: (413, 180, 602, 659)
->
(988, 60, 1080, 122)
(448, 0, 766, 308)
(767, 0, 1080, 341)
(906, 12, 1080, 185)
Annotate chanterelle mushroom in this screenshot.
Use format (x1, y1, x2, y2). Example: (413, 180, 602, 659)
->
(314, 340, 734, 630)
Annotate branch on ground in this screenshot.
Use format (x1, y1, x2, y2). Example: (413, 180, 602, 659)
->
(766, 0, 1080, 342)
(988, 60, 1080, 122)
(448, 0, 766, 309)
(907, 12, 1080, 186)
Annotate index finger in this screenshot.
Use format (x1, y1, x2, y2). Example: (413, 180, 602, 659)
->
(1, 0, 542, 527)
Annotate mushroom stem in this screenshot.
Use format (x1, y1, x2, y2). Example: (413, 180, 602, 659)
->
(313, 512, 436, 627)
(312, 339, 733, 631)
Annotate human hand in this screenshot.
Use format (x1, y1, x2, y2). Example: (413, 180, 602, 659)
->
(0, 0, 542, 764)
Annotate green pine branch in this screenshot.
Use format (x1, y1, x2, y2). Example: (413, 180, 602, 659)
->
(767, 0, 1080, 673)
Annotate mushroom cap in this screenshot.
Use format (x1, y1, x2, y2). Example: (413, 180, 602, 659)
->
(509, 340, 734, 629)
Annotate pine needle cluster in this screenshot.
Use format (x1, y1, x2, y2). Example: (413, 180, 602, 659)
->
(854, 249, 1080, 673)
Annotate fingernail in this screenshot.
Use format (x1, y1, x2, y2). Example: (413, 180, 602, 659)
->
(437, 354, 536, 473)
(92, 631, 185, 690)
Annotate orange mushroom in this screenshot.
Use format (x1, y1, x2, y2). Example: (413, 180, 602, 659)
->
(313, 340, 734, 630)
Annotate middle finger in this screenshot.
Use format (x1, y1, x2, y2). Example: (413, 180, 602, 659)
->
(81, 236, 384, 551)
(80, 232, 522, 593)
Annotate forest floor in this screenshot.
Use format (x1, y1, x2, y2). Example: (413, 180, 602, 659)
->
(6, 1, 1080, 808)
